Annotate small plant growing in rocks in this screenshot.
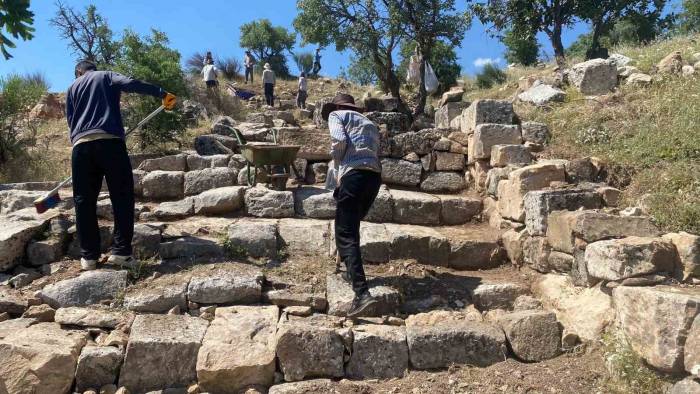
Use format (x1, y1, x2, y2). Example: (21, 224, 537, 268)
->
(221, 236, 248, 259)
(602, 330, 669, 393)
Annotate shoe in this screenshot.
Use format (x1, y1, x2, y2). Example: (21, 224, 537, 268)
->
(347, 292, 379, 318)
(107, 255, 138, 269)
(80, 258, 97, 271)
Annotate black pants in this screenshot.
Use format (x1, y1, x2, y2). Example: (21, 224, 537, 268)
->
(205, 80, 218, 88)
(297, 90, 307, 109)
(334, 169, 382, 296)
(245, 66, 254, 83)
(72, 138, 134, 260)
(264, 83, 274, 106)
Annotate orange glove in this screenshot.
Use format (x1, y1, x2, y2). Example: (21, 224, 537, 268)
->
(163, 92, 177, 110)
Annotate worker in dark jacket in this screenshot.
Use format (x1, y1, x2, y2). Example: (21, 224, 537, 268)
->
(66, 60, 177, 270)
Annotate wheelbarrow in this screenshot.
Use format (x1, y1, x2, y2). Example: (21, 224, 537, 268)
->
(232, 128, 302, 191)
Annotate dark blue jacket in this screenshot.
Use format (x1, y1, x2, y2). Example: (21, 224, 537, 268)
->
(66, 71, 165, 144)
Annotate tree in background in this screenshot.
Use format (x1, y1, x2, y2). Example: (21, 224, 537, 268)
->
(679, 0, 700, 33)
(293, 51, 314, 75)
(474, 0, 577, 64)
(114, 29, 188, 150)
(295, 0, 405, 99)
(396, 0, 469, 115)
(239, 19, 296, 77)
(608, 2, 673, 45)
(186, 52, 206, 75)
(0, 73, 48, 165)
(50, 1, 118, 66)
(475, 63, 507, 89)
(502, 28, 540, 66)
(398, 40, 461, 92)
(576, 0, 665, 59)
(0, 0, 34, 59)
(340, 55, 378, 86)
(216, 57, 242, 80)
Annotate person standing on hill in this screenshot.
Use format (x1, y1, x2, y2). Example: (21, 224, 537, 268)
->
(244, 50, 256, 84)
(322, 93, 382, 317)
(201, 57, 219, 89)
(262, 63, 276, 107)
(297, 72, 308, 109)
(312, 47, 322, 76)
(66, 60, 177, 271)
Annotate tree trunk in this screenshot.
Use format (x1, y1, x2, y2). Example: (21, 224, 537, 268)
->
(414, 46, 429, 117)
(550, 25, 565, 65)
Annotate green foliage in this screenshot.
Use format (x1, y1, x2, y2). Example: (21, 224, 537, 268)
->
(340, 55, 378, 86)
(602, 330, 669, 393)
(502, 29, 540, 66)
(222, 236, 248, 259)
(0, 73, 48, 165)
(0, 0, 34, 59)
(294, 0, 404, 97)
(293, 51, 314, 75)
(475, 63, 507, 89)
(114, 29, 188, 151)
(50, 2, 118, 66)
(398, 40, 461, 91)
(215, 57, 242, 80)
(239, 19, 296, 77)
(680, 0, 700, 33)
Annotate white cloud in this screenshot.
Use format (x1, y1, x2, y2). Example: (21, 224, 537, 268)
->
(473, 57, 502, 67)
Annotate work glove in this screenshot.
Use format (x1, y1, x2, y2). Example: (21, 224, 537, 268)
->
(163, 92, 177, 111)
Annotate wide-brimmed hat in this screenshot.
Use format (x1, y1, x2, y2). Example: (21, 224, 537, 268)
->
(264, 63, 271, 70)
(321, 93, 364, 121)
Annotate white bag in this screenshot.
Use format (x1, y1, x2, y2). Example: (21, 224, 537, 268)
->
(406, 54, 421, 85)
(424, 62, 439, 94)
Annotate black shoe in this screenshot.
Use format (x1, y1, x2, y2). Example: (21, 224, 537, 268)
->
(347, 292, 378, 318)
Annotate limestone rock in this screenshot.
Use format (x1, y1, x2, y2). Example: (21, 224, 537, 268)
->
(193, 186, 245, 215)
(277, 126, 332, 161)
(613, 286, 700, 373)
(435, 102, 467, 129)
(381, 158, 422, 187)
(244, 187, 294, 218)
(366, 111, 411, 132)
(657, 51, 683, 75)
(585, 237, 678, 281)
(497, 311, 561, 361)
(211, 115, 238, 136)
(0, 189, 45, 214)
(227, 219, 278, 258)
(152, 198, 194, 220)
(385, 223, 450, 266)
(294, 187, 336, 219)
(132, 224, 161, 259)
(346, 325, 408, 379)
(420, 172, 466, 193)
(490, 144, 531, 167)
(22, 304, 55, 322)
(123, 275, 189, 313)
(390, 190, 441, 225)
(159, 237, 223, 260)
(278, 218, 330, 256)
(360, 222, 392, 263)
(670, 378, 700, 394)
(187, 266, 263, 304)
(569, 59, 618, 95)
(626, 73, 653, 86)
(138, 154, 187, 172)
(685, 315, 700, 377)
(184, 167, 237, 196)
(469, 124, 522, 160)
(524, 189, 603, 236)
(326, 274, 401, 317)
(518, 84, 566, 105)
(0, 217, 46, 271)
(460, 100, 514, 133)
(521, 122, 550, 145)
(26, 238, 64, 266)
(268, 379, 336, 394)
(438, 88, 465, 107)
(194, 134, 238, 155)
(497, 163, 566, 222)
(196, 306, 278, 393)
(54, 307, 128, 329)
(141, 171, 184, 200)
(75, 346, 123, 392)
(118, 315, 209, 392)
(264, 290, 326, 311)
(663, 232, 700, 280)
(390, 128, 450, 157)
(471, 283, 528, 311)
(186, 154, 230, 170)
(39, 270, 128, 308)
(0, 287, 27, 315)
(364, 186, 393, 223)
(406, 312, 507, 369)
(0, 322, 89, 394)
(439, 196, 481, 225)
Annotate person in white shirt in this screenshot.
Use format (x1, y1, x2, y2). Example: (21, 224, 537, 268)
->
(201, 58, 218, 89)
(297, 72, 308, 109)
(244, 50, 256, 84)
(262, 63, 276, 106)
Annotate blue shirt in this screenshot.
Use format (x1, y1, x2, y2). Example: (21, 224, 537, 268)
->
(66, 71, 165, 145)
(328, 110, 382, 180)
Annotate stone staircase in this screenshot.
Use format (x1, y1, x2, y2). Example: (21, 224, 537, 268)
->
(2, 97, 700, 393)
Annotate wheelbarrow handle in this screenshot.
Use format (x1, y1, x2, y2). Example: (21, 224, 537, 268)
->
(232, 127, 245, 146)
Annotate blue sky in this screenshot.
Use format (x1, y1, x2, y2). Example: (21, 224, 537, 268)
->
(0, 0, 666, 92)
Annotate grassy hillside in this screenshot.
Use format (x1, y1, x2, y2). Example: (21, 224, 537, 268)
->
(466, 34, 700, 234)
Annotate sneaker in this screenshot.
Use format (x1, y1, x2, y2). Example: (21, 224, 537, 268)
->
(347, 292, 379, 318)
(107, 255, 138, 269)
(80, 258, 97, 271)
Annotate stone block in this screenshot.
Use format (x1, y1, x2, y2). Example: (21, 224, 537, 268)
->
(294, 187, 336, 219)
(471, 283, 528, 311)
(193, 186, 245, 215)
(346, 325, 408, 379)
(277, 126, 332, 161)
(524, 189, 603, 236)
(497, 311, 561, 362)
(184, 167, 237, 196)
(75, 346, 123, 392)
(159, 237, 223, 260)
(244, 187, 295, 218)
(569, 58, 618, 95)
(381, 158, 422, 187)
(227, 219, 278, 258)
(385, 224, 450, 266)
(435, 152, 465, 171)
(326, 274, 401, 317)
(469, 124, 522, 160)
(497, 163, 566, 222)
(138, 154, 187, 172)
(521, 122, 550, 145)
(390, 190, 441, 225)
(420, 172, 466, 193)
(278, 218, 331, 256)
(585, 237, 678, 281)
(39, 270, 128, 308)
(435, 102, 467, 129)
(360, 222, 392, 263)
(187, 266, 263, 304)
(0, 217, 46, 271)
(460, 100, 514, 133)
(439, 196, 482, 225)
(141, 171, 184, 200)
(663, 232, 700, 281)
(490, 144, 531, 167)
(364, 186, 393, 223)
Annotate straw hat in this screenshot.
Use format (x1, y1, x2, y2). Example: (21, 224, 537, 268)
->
(264, 63, 271, 70)
(321, 93, 364, 121)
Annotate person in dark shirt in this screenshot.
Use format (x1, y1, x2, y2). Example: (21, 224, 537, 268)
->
(66, 60, 177, 270)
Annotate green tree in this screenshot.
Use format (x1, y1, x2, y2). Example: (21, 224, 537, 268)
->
(0, 73, 48, 165)
(114, 29, 188, 151)
(0, 0, 34, 59)
(294, 0, 405, 99)
(502, 28, 540, 66)
(475, 63, 507, 89)
(473, 0, 578, 64)
(239, 19, 296, 77)
(679, 0, 700, 33)
(609, 1, 671, 44)
(341, 55, 378, 86)
(50, 2, 118, 66)
(293, 51, 314, 75)
(398, 40, 461, 92)
(395, 0, 469, 115)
